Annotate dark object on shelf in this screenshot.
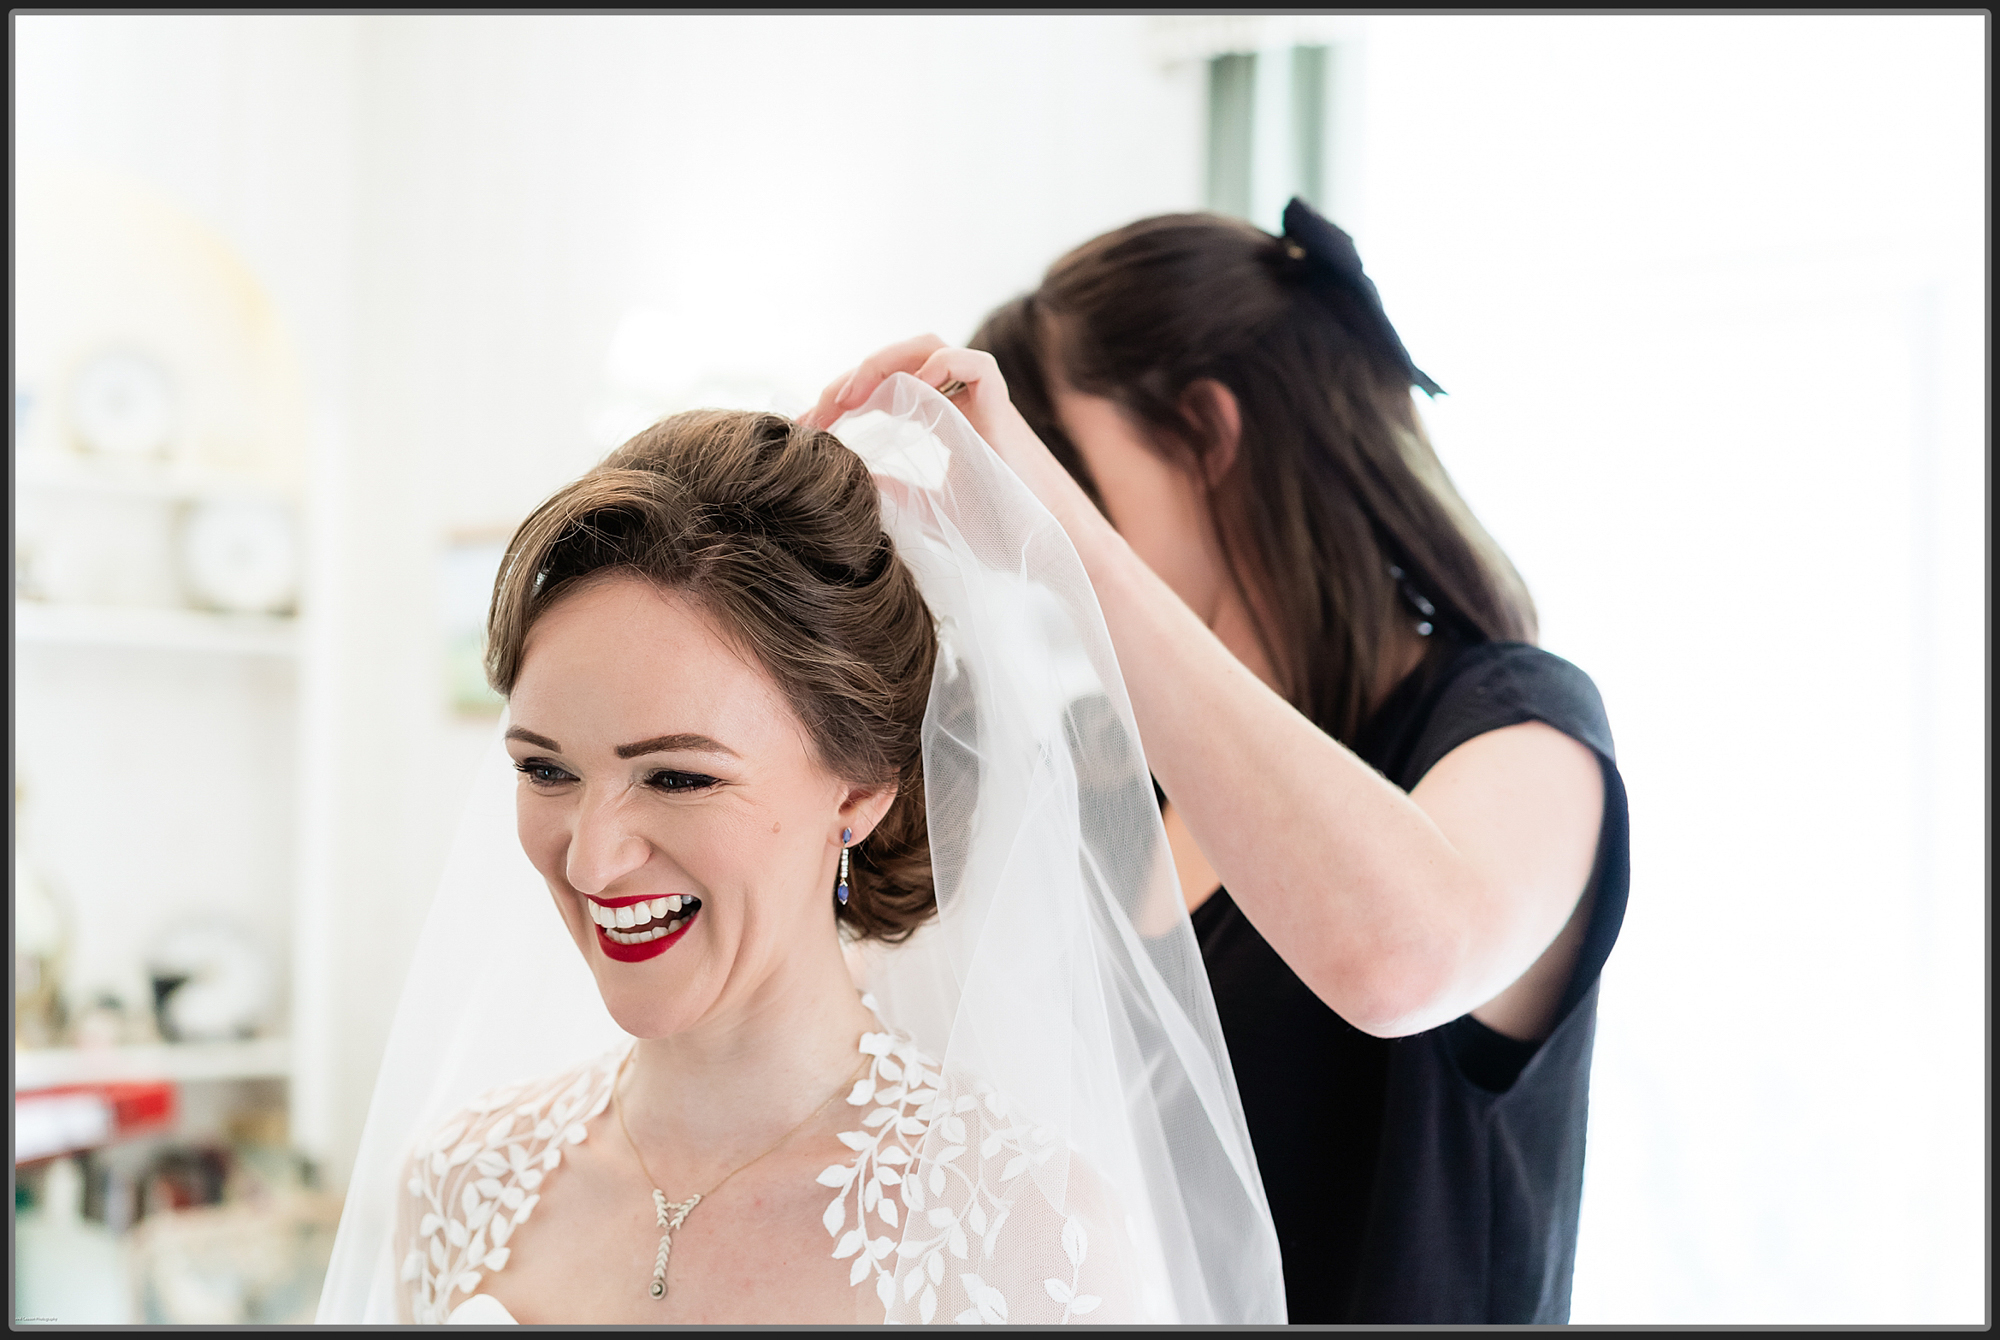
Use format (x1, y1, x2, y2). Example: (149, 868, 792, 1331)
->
(145, 920, 274, 1042)
(149, 973, 192, 1040)
(143, 1144, 232, 1215)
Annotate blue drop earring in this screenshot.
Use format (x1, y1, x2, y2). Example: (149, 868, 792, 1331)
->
(836, 828, 852, 906)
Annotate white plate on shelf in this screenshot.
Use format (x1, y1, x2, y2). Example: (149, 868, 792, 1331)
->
(178, 498, 299, 616)
(69, 348, 177, 459)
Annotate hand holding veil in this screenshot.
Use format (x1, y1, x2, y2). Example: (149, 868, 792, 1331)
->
(317, 375, 1285, 1324)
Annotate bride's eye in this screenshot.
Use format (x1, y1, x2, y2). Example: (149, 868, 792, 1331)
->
(514, 759, 575, 787)
(648, 770, 719, 794)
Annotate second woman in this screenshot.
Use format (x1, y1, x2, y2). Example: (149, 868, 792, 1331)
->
(803, 199, 1630, 1324)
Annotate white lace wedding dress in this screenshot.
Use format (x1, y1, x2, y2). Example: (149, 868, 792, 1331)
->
(397, 1006, 1137, 1325)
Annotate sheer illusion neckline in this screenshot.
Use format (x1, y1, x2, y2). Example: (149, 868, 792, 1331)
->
(403, 1005, 1105, 1325)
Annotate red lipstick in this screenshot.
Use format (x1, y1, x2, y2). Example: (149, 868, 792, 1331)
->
(586, 893, 701, 964)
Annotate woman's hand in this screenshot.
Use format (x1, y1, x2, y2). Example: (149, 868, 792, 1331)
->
(799, 336, 1108, 542)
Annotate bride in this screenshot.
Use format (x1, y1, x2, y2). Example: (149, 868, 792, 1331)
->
(316, 377, 1285, 1324)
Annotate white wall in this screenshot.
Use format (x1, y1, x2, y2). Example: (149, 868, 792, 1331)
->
(1345, 15, 1984, 1324)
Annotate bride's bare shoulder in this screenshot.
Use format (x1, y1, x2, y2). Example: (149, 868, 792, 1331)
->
(392, 1051, 626, 1324)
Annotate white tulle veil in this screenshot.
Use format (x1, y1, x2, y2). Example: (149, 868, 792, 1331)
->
(316, 375, 1285, 1323)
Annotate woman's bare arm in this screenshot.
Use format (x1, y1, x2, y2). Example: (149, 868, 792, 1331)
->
(803, 341, 1605, 1039)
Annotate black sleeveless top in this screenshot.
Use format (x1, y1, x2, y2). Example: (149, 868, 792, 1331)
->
(1191, 640, 1630, 1323)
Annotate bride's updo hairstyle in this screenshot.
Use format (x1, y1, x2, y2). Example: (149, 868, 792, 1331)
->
(485, 410, 939, 943)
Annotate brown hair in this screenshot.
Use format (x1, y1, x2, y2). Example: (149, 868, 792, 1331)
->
(486, 410, 938, 942)
(973, 212, 1536, 744)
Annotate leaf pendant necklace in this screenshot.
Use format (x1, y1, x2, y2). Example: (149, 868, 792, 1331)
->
(646, 1190, 701, 1298)
(615, 1047, 866, 1302)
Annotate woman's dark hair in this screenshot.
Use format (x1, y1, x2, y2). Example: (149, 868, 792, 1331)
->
(486, 410, 938, 943)
(972, 211, 1536, 744)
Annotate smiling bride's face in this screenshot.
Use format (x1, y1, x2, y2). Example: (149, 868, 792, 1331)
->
(505, 572, 887, 1038)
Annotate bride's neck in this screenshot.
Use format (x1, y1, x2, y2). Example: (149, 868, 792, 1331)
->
(621, 939, 874, 1159)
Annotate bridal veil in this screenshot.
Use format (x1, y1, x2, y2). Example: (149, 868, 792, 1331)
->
(317, 375, 1285, 1323)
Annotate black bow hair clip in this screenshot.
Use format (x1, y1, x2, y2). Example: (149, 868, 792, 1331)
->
(1280, 197, 1444, 398)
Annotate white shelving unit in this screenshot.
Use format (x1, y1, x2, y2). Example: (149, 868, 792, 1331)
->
(15, 601, 299, 658)
(15, 1039, 293, 1090)
(15, 450, 292, 503)
(13, 130, 335, 1331)
(16, 451, 306, 1141)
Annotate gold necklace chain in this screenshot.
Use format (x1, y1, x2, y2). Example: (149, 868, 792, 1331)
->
(613, 1045, 867, 1301)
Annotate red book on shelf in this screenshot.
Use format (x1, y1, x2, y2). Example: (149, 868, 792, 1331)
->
(14, 1081, 178, 1163)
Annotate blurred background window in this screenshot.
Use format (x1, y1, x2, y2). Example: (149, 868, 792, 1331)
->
(9, 12, 1983, 1327)
(1205, 44, 1330, 225)
(1206, 53, 1257, 218)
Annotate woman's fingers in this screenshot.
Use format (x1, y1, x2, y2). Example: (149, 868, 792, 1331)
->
(912, 346, 1005, 405)
(798, 366, 858, 431)
(809, 338, 1036, 476)
(912, 347, 1054, 464)
(853, 333, 948, 397)
(798, 334, 948, 429)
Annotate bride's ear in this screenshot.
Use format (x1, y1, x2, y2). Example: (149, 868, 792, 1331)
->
(836, 783, 899, 846)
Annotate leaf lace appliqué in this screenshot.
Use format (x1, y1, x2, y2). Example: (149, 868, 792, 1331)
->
(818, 1016, 1085, 1324)
(397, 1052, 621, 1325)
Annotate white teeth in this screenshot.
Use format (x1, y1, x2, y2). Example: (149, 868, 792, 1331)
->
(592, 899, 696, 944)
(606, 924, 671, 945)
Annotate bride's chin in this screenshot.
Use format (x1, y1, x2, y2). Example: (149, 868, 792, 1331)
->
(569, 925, 720, 1038)
(596, 980, 716, 1040)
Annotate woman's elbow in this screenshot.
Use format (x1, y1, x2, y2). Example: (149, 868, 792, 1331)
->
(1309, 936, 1468, 1039)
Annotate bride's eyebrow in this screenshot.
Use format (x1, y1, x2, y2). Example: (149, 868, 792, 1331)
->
(503, 727, 738, 760)
(506, 727, 562, 750)
(615, 733, 739, 760)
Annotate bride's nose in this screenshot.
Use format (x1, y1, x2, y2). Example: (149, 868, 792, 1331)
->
(565, 788, 651, 895)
